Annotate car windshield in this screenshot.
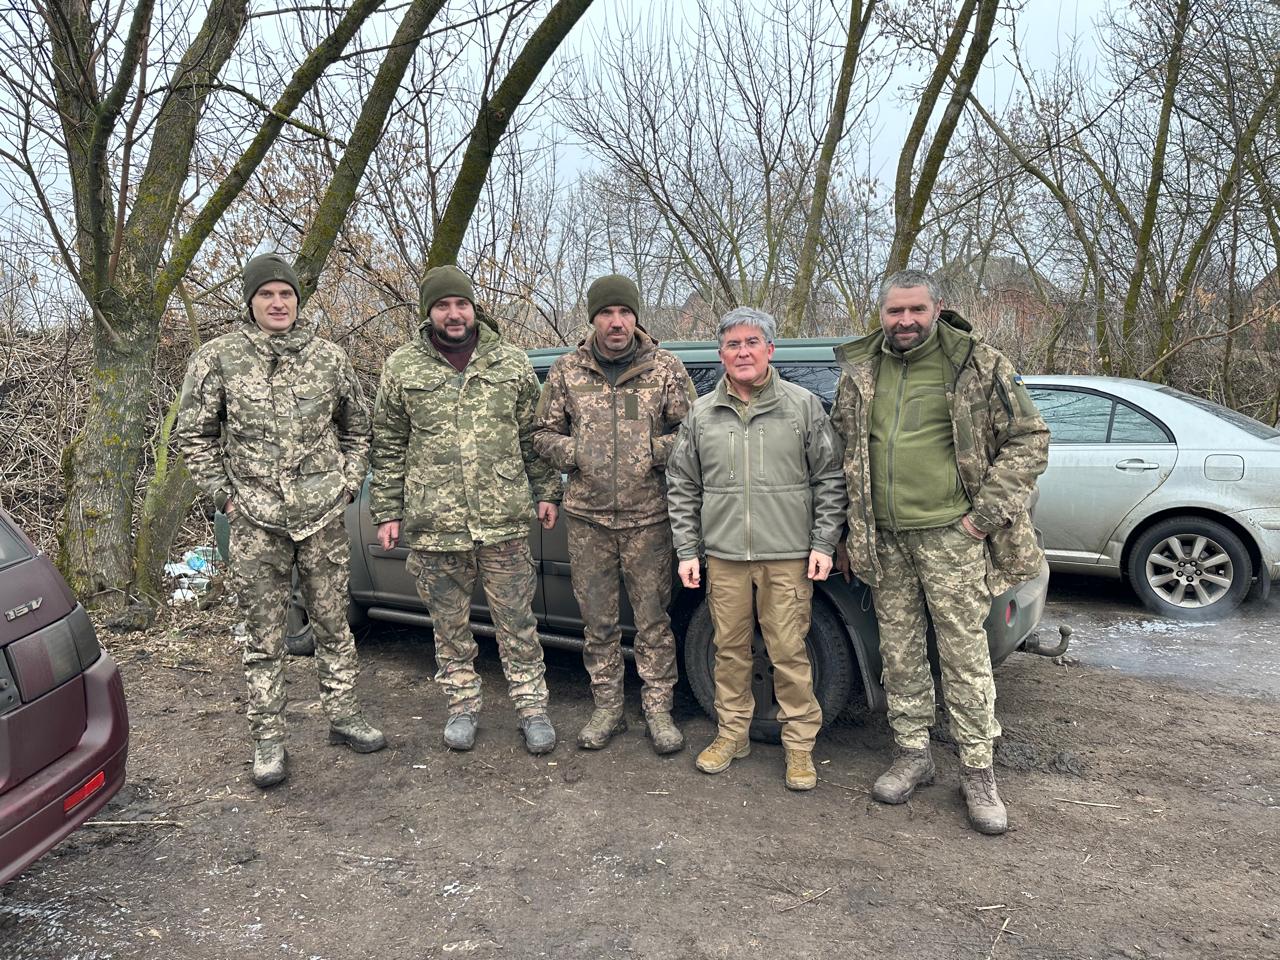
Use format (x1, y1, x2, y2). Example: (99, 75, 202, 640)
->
(1156, 386, 1280, 440)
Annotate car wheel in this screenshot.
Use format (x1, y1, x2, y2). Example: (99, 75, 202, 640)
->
(682, 597, 857, 744)
(1127, 517, 1251, 620)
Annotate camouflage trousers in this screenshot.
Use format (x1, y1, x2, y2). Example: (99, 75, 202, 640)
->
(228, 514, 360, 742)
(565, 516, 678, 714)
(407, 538, 548, 718)
(871, 522, 1000, 767)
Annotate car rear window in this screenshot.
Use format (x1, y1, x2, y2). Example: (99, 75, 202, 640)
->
(1156, 387, 1280, 440)
(0, 521, 32, 569)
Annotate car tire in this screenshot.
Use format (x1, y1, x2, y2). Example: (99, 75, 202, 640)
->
(1127, 517, 1251, 620)
(285, 571, 316, 656)
(682, 596, 857, 744)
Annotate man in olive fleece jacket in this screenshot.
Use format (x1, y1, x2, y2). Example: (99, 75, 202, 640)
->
(666, 307, 847, 791)
(831, 268, 1049, 835)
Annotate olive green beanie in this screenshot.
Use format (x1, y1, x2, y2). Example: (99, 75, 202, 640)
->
(586, 274, 641, 322)
(419, 265, 476, 318)
(242, 253, 300, 303)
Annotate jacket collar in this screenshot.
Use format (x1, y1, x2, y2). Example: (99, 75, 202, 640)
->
(712, 366, 780, 417)
(415, 317, 501, 369)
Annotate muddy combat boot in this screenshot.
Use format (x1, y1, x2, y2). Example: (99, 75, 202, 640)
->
(251, 740, 288, 788)
(443, 712, 478, 751)
(959, 764, 1008, 835)
(520, 714, 557, 755)
(577, 706, 627, 750)
(784, 748, 817, 791)
(328, 713, 387, 753)
(644, 712, 685, 755)
(871, 745, 936, 804)
(695, 735, 750, 774)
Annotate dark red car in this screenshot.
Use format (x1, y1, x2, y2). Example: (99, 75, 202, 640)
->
(0, 508, 128, 885)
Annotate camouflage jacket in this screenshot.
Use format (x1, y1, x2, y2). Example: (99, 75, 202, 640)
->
(175, 324, 371, 541)
(666, 370, 847, 562)
(831, 311, 1049, 593)
(533, 330, 695, 529)
(369, 321, 560, 551)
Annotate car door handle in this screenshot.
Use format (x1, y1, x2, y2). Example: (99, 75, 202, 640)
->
(1115, 459, 1161, 471)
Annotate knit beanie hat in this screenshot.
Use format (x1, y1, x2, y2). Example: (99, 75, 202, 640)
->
(420, 265, 476, 318)
(243, 253, 300, 303)
(586, 274, 641, 322)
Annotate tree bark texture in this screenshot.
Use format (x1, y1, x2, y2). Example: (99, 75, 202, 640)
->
(427, 0, 596, 269)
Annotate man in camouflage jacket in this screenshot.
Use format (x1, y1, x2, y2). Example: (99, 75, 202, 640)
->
(533, 274, 695, 755)
(176, 253, 386, 790)
(830, 268, 1049, 834)
(370, 265, 562, 755)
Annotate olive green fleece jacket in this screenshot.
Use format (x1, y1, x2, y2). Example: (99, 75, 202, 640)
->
(665, 370, 848, 562)
(868, 323, 972, 528)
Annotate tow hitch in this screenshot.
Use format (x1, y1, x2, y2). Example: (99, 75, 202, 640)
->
(1022, 623, 1072, 657)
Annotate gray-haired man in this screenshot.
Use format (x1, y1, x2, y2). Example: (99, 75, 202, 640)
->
(666, 308, 847, 790)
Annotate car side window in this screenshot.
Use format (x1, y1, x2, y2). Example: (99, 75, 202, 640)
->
(686, 365, 721, 397)
(1030, 387, 1170, 443)
(776, 364, 838, 411)
(1029, 388, 1112, 443)
(1109, 404, 1170, 443)
(0, 521, 31, 568)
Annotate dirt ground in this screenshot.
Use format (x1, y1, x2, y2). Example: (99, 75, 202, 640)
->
(3, 591, 1278, 960)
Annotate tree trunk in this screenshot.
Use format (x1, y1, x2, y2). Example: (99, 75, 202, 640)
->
(782, 0, 875, 338)
(427, 0, 596, 268)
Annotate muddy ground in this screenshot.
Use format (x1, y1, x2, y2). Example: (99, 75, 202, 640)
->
(3, 583, 1278, 960)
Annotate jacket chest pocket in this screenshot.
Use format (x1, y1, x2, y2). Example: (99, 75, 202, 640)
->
(470, 367, 520, 422)
(291, 384, 335, 431)
(404, 378, 457, 434)
(753, 417, 806, 484)
(226, 382, 274, 440)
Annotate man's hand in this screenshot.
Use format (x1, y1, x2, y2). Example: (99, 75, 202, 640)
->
(834, 541, 851, 583)
(807, 549, 833, 581)
(223, 497, 236, 518)
(377, 520, 401, 551)
(961, 515, 988, 541)
(537, 502, 558, 530)
(678, 558, 701, 589)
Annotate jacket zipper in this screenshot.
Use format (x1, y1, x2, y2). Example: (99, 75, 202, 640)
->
(743, 413, 752, 560)
(887, 356, 909, 531)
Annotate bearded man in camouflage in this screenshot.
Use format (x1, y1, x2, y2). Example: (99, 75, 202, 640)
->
(370, 266, 561, 755)
(533, 275, 695, 755)
(176, 253, 386, 790)
(831, 268, 1049, 834)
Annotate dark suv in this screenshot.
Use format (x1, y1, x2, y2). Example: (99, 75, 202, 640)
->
(251, 338, 1055, 742)
(0, 508, 129, 885)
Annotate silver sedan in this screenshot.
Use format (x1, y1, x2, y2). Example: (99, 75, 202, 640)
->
(1024, 376, 1280, 620)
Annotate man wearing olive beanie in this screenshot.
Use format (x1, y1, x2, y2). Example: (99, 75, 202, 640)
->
(370, 265, 562, 755)
(176, 252, 386, 789)
(533, 274, 695, 754)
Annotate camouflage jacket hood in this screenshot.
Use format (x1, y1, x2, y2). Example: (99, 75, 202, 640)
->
(830, 309, 1050, 593)
(532, 329, 695, 529)
(369, 320, 560, 551)
(175, 324, 372, 540)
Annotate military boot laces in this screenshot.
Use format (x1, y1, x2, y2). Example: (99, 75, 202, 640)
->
(695, 735, 750, 774)
(520, 714, 557, 755)
(644, 712, 685, 755)
(443, 712, 478, 751)
(577, 707, 627, 750)
(328, 713, 387, 753)
(784, 748, 817, 791)
(959, 764, 1008, 835)
(871, 745, 936, 804)
(252, 740, 288, 788)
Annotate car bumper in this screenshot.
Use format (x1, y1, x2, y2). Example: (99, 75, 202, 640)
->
(987, 559, 1050, 666)
(0, 651, 129, 885)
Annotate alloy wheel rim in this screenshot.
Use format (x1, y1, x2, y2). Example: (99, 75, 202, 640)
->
(1144, 534, 1234, 608)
